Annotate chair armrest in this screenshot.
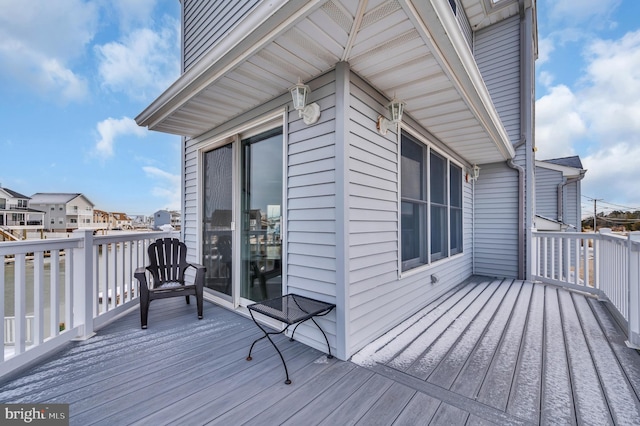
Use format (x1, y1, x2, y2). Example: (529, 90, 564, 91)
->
(134, 267, 150, 291)
(187, 263, 206, 292)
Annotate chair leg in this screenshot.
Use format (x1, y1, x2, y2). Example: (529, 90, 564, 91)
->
(197, 293, 203, 319)
(140, 297, 150, 329)
(185, 295, 190, 304)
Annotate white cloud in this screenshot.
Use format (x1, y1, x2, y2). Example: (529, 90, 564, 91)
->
(537, 36, 555, 65)
(545, 0, 621, 26)
(0, 0, 97, 102)
(143, 166, 180, 210)
(95, 24, 179, 101)
(536, 29, 640, 207)
(111, 0, 158, 31)
(535, 85, 586, 159)
(94, 117, 147, 159)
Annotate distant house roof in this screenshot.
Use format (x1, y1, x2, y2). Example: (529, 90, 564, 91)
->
(30, 193, 94, 206)
(541, 156, 584, 169)
(0, 187, 30, 199)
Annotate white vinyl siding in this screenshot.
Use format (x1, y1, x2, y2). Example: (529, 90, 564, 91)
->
(183, 0, 261, 72)
(536, 167, 562, 221)
(475, 15, 521, 144)
(565, 180, 580, 230)
(474, 162, 519, 278)
(347, 72, 473, 355)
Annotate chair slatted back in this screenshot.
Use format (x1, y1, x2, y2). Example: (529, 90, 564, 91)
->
(147, 238, 188, 288)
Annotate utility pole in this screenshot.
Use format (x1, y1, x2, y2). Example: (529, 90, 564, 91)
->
(593, 198, 602, 231)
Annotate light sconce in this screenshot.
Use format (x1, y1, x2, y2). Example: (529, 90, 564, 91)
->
(290, 77, 321, 125)
(467, 164, 480, 182)
(377, 97, 406, 135)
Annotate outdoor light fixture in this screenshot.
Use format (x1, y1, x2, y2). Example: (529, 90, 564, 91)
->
(377, 97, 406, 135)
(290, 77, 321, 125)
(468, 164, 480, 181)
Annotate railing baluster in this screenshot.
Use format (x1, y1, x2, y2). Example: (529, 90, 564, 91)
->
(14, 254, 26, 355)
(0, 255, 5, 361)
(50, 250, 60, 337)
(33, 252, 44, 345)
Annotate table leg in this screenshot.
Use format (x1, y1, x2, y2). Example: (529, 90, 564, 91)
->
(246, 309, 292, 385)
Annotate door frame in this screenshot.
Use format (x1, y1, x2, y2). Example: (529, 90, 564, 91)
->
(197, 109, 287, 310)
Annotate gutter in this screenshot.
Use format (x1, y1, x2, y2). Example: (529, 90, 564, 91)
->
(506, 0, 535, 280)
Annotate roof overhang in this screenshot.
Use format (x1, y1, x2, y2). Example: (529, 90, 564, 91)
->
(535, 160, 585, 178)
(137, 0, 521, 164)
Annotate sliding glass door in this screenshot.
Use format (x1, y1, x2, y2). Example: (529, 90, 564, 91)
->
(240, 128, 283, 303)
(202, 144, 234, 298)
(201, 124, 283, 305)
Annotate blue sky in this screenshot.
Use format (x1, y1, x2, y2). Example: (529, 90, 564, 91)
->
(0, 0, 181, 216)
(0, 1, 638, 219)
(535, 0, 640, 217)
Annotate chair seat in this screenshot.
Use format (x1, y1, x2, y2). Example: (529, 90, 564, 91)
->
(157, 282, 183, 289)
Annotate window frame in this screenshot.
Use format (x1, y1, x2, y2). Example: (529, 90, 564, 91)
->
(399, 129, 465, 273)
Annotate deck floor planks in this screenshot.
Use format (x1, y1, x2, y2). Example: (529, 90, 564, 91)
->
(476, 281, 533, 410)
(388, 281, 492, 372)
(154, 344, 326, 426)
(1, 279, 640, 425)
(507, 282, 544, 423)
(540, 287, 575, 425)
(573, 292, 640, 423)
(448, 280, 524, 399)
(558, 288, 613, 425)
(426, 279, 512, 389)
(588, 297, 640, 397)
(404, 279, 501, 380)
(215, 360, 358, 425)
(279, 366, 377, 425)
(391, 391, 442, 425)
(82, 337, 308, 425)
(354, 381, 417, 425)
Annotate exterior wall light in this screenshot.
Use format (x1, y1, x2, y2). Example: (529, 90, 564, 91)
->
(290, 78, 321, 125)
(468, 164, 480, 181)
(377, 98, 406, 135)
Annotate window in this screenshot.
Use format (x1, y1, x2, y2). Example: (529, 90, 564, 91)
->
(400, 132, 463, 271)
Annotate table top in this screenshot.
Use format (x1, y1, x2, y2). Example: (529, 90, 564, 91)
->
(247, 294, 335, 324)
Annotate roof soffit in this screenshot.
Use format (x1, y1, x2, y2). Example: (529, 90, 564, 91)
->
(138, 0, 521, 164)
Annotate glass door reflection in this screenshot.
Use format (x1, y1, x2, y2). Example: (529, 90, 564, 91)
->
(202, 144, 233, 298)
(241, 128, 283, 302)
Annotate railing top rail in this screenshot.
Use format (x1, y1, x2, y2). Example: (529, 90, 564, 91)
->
(532, 230, 630, 242)
(93, 231, 177, 246)
(0, 237, 82, 256)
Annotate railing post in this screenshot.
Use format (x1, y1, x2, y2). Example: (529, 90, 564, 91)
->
(627, 232, 640, 348)
(73, 229, 96, 340)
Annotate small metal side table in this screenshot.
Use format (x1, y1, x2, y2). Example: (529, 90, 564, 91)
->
(246, 294, 336, 384)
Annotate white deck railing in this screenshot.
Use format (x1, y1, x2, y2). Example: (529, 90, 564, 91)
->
(0, 229, 177, 378)
(532, 229, 640, 347)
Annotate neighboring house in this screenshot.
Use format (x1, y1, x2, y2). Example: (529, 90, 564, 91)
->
(30, 193, 95, 232)
(535, 156, 586, 231)
(153, 210, 171, 230)
(131, 215, 152, 229)
(137, 0, 537, 361)
(0, 186, 45, 239)
(111, 212, 132, 230)
(93, 209, 110, 229)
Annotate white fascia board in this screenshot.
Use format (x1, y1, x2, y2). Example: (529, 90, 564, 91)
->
(136, 0, 323, 131)
(535, 160, 584, 177)
(404, 0, 515, 161)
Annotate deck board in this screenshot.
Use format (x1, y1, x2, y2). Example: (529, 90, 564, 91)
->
(1, 278, 639, 425)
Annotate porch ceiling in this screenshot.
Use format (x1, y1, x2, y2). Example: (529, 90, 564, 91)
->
(136, 0, 518, 164)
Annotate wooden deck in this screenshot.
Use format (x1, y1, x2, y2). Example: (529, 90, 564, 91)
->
(1, 278, 639, 425)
